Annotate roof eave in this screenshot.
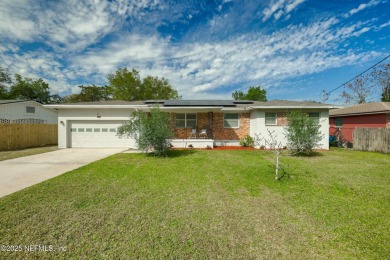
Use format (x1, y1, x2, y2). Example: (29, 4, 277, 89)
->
(329, 111, 390, 117)
(248, 106, 339, 109)
(43, 104, 149, 109)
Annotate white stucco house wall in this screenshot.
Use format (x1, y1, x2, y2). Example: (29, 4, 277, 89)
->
(0, 100, 58, 124)
(45, 100, 337, 150)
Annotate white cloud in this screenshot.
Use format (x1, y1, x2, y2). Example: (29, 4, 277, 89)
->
(352, 27, 371, 37)
(263, 0, 286, 22)
(0, 0, 37, 41)
(0, 0, 161, 51)
(66, 16, 381, 99)
(345, 0, 382, 17)
(379, 21, 390, 28)
(262, 0, 305, 22)
(285, 0, 305, 13)
(0, 0, 385, 100)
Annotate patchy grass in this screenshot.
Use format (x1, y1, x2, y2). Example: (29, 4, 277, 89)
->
(0, 148, 389, 259)
(0, 146, 58, 161)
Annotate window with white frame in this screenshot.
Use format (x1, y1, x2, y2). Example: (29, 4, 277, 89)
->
(335, 118, 343, 128)
(26, 106, 35, 113)
(175, 113, 197, 128)
(308, 112, 320, 124)
(265, 112, 277, 125)
(224, 113, 239, 128)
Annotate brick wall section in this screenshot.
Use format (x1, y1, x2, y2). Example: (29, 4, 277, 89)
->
(170, 112, 250, 140)
(277, 112, 288, 126)
(212, 112, 249, 140)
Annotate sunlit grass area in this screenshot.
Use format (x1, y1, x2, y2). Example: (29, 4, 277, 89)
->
(0, 148, 389, 258)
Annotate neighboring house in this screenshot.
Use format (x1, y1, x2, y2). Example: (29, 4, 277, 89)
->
(329, 102, 390, 144)
(0, 100, 58, 124)
(45, 100, 337, 149)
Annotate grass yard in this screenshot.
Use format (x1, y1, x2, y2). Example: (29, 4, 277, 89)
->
(0, 148, 389, 259)
(0, 146, 58, 161)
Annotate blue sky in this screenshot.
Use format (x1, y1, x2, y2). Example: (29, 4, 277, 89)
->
(0, 0, 389, 103)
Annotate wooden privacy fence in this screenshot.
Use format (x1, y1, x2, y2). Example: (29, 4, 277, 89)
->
(0, 124, 58, 151)
(353, 128, 390, 154)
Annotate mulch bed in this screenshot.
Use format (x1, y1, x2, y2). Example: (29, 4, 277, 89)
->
(171, 146, 257, 150)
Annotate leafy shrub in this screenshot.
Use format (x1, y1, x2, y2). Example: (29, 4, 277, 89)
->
(117, 107, 173, 156)
(285, 110, 322, 155)
(240, 135, 254, 147)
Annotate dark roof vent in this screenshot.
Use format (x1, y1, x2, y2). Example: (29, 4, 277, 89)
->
(163, 100, 236, 107)
(143, 100, 166, 104)
(232, 100, 254, 104)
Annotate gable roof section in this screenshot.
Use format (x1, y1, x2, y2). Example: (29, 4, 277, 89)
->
(247, 100, 337, 109)
(44, 99, 338, 110)
(329, 102, 390, 117)
(56, 100, 144, 105)
(0, 99, 30, 105)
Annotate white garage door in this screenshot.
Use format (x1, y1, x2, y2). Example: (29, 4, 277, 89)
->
(69, 120, 136, 148)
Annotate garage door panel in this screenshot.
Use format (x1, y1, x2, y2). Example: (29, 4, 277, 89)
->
(69, 121, 136, 148)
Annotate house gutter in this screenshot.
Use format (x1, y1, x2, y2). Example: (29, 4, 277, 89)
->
(329, 111, 390, 117)
(247, 105, 341, 110)
(43, 105, 149, 109)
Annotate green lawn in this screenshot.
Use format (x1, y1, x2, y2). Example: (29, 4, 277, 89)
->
(0, 145, 58, 161)
(0, 149, 389, 259)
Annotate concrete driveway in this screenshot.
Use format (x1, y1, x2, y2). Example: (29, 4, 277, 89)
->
(0, 148, 125, 198)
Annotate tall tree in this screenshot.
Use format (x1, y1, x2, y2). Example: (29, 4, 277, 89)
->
(140, 75, 179, 100)
(107, 68, 179, 101)
(341, 76, 372, 104)
(62, 85, 110, 103)
(0, 66, 12, 99)
(371, 63, 390, 102)
(9, 74, 51, 104)
(232, 85, 267, 101)
(382, 86, 390, 102)
(108, 68, 142, 101)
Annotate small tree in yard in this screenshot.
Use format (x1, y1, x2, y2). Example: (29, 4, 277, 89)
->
(255, 129, 287, 180)
(117, 107, 173, 156)
(285, 110, 323, 155)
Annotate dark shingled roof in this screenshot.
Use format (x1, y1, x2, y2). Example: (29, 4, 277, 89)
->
(163, 100, 236, 107)
(0, 99, 30, 105)
(329, 102, 390, 116)
(58, 100, 146, 105)
(253, 100, 333, 107)
(52, 99, 336, 109)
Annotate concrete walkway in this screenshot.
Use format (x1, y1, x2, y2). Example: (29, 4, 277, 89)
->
(0, 148, 125, 198)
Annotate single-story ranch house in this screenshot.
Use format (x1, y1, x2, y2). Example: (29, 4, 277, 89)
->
(45, 100, 337, 149)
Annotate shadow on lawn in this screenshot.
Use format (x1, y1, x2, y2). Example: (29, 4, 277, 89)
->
(144, 149, 197, 158)
(165, 149, 197, 158)
(292, 151, 324, 157)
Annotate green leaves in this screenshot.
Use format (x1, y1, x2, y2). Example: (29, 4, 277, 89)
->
(117, 107, 173, 156)
(285, 110, 322, 155)
(108, 68, 179, 101)
(9, 74, 51, 104)
(232, 85, 267, 101)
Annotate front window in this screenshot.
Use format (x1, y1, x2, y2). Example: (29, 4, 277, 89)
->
(265, 112, 277, 125)
(224, 113, 239, 128)
(175, 113, 197, 128)
(308, 112, 320, 124)
(335, 118, 343, 128)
